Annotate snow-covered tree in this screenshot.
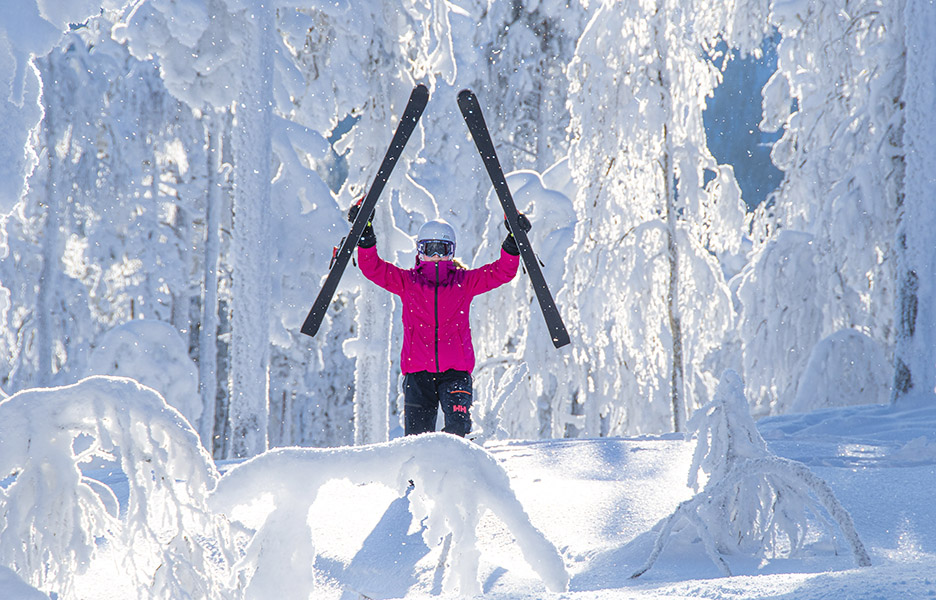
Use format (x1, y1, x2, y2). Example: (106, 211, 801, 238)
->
(114, 0, 348, 456)
(0, 46, 97, 393)
(86, 320, 201, 430)
(73, 33, 207, 331)
(735, 230, 824, 417)
(211, 433, 568, 596)
(558, 0, 765, 436)
(0, 0, 117, 214)
(0, 21, 205, 395)
(742, 0, 906, 413)
(196, 111, 229, 450)
(224, 1, 276, 458)
(469, 163, 577, 439)
(0, 3, 153, 392)
(791, 328, 891, 412)
(483, 0, 590, 173)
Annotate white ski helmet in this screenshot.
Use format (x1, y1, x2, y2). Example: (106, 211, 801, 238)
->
(417, 219, 456, 247)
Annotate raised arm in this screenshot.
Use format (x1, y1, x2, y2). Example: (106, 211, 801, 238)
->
(465, 213, 531, 295)
(357, 245, 407, 295)
(347, 202, 406, 295)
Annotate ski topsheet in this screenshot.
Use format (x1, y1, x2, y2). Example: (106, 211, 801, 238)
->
(457, 89, 571, 349)
(301, 84, 429, 337)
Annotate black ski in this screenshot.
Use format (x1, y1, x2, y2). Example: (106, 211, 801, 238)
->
(301, 84, 429, 337)
(457, 89, 571, 349)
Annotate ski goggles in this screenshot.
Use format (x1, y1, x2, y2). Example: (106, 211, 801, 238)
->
(417, 239, 455, 258)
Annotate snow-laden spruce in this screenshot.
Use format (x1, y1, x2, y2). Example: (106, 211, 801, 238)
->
(212, 433, 569, 597)
(632, 370, 871, 578)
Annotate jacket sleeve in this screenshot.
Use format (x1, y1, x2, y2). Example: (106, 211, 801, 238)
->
(464, 248, 520, 296)
(357, 246, 407, 296)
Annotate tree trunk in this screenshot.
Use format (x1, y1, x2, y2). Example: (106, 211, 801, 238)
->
(664, 135, 686, 432)
(346, 287, 392, 445)
(654, 4, 686, 432)
(36, 56, 62, 388)
(199, 112, 223, 451)
(229, 6, 274, 458)
(213, 298, 233, 459)
(346, 207, 393, 445)
(892, 0, 936, 403)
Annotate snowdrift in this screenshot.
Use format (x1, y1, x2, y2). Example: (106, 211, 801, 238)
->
(0, 376, 566, 598)
(2, 374, 935, 599)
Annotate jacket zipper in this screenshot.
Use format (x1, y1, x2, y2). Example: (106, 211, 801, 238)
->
(434, 262, 440, 372)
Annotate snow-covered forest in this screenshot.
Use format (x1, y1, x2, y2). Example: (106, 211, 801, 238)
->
(1, 0, 935, 597)
(3, 0, 930, 454)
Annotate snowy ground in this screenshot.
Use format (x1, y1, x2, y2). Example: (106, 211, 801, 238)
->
(4, 390, 936, 599)
(271, 400, 936, 599)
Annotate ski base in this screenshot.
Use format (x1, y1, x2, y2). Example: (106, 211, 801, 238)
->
(457, 89, 571, 349)
(301, 84, 429, 338)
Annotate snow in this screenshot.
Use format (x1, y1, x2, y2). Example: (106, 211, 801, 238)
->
(0, 1, 66, 213)
(635, 371, 870, 579)
(0, 566, 47, 600)
(0, 376, 227, 598)
(1, 0, 935, 598)
(2, 371, 936, 598)
(212, 433, 568, 597)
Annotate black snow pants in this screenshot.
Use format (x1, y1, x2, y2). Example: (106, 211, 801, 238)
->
(403, 369, 473, 437)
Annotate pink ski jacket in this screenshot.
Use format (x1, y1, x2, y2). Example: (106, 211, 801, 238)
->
(357, 245, 519, 374)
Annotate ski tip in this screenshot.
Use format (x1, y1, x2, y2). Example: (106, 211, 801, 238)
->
(409, 84, 429, 109)
(457, 89, 479, 116)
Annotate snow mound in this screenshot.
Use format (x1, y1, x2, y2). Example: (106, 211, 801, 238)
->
(211, 433, 569, 597)
(0, 566, 47, 599)
(791, 328, 891, 412)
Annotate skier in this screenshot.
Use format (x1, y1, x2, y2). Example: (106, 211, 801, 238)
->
(348, 203, 531, 437)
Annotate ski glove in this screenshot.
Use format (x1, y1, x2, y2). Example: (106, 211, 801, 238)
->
(347, 202, 377, 249)
(501, 213, 532, 256)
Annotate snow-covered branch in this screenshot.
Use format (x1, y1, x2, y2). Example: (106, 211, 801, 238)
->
(0, 376, 236, 597)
